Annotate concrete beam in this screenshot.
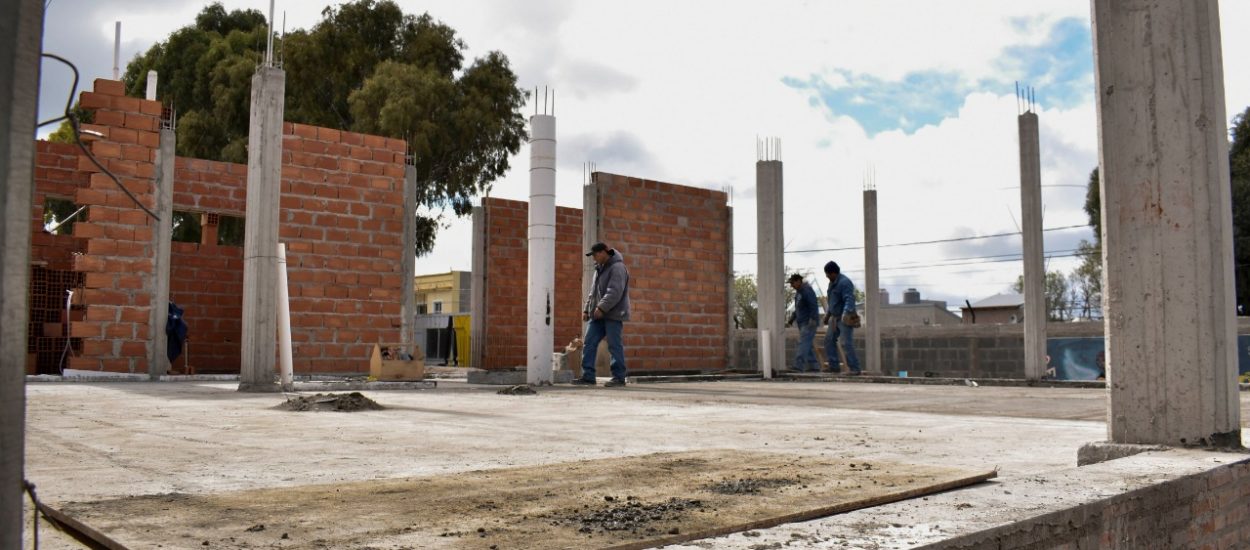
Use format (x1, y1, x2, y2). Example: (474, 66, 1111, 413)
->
(1092, 0, 1241, 447)
(863, 189, 881, 374)
(239, 67, 285, 392)
(401, 166, 417, 350)
(0, 0, 42, 544)
(147, 127, 175, 379)
(756, 160, 784, 377)
(1018, 112, 1045, 381)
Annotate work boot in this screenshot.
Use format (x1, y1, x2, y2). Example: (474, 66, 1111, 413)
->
(604, 379, 627, 388)
(570, 378, 596, 386)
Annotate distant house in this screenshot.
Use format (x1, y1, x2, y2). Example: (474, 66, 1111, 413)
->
(961, 293, 1025, 324)
(858, 288, 962, 327)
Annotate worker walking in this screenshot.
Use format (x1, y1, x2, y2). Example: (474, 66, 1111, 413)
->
(823, 261, 861, 375)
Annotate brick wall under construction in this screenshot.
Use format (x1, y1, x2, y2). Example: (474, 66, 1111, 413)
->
(476, 197, 584, 369)
(28, 78, 406, 375)
(474, 174, 732, 373)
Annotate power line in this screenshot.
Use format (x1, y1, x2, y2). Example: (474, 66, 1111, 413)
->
(735, 224, 1090, 255)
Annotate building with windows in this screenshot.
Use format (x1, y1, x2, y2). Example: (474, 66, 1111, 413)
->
(414, 271, 471, 315)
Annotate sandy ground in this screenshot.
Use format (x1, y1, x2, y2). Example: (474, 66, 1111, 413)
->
(18, 380, 1250, 549)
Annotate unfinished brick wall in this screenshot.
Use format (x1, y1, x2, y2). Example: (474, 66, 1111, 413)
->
(590, 173, 731, 371)
(478, 197, 584, 369)
(280, 123, 407, 372)
(27, 141, 89, 373)
(66, 78, 163, 373)
(28, 79, 408, 375)
(168, 158, 247, 372)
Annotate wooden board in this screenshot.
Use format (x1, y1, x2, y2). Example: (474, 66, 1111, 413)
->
(59, 450, 995, 549)
(369, 343, 425, 380)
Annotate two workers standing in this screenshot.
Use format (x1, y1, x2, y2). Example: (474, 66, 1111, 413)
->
(788, 261, 861, 375)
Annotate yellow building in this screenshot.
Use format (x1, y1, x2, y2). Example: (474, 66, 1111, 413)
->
(414, 271, 472, 315)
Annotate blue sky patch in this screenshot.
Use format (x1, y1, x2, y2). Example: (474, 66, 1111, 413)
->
(786, 17, 1094, 137)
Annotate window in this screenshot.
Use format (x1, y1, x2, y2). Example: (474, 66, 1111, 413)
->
(217, 215, 245, 247)
(171, 211, 202, 243)
(43, 197, 86, 235)
(417, 304, 428, 315)
(433, 301, 443, 313)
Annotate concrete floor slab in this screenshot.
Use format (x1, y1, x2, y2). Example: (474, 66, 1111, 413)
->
(20, 381, 1250, 548)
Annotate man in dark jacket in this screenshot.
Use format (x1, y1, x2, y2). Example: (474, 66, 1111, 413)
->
(576, 242, 630, 387)
(824, 261, 861, 375)
(789, 274, 820, 372)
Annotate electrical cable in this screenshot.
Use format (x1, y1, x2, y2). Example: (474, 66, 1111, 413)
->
(41, 52, 160, 222)
(735, 224, 1090, 255)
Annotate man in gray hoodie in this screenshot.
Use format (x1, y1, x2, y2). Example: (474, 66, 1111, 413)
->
(576, 242, 630, 387)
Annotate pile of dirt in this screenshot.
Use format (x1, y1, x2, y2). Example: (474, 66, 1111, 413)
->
(560, 497, 705, 535)
(278, 392, 383, 412)
(497, 385, 537, 396)
(705, 477, 803, 495)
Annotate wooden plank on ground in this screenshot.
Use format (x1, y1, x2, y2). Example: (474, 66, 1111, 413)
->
(59, 450, 996, 549)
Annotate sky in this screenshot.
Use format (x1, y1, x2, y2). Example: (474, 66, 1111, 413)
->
(36, 0, 1250, 311)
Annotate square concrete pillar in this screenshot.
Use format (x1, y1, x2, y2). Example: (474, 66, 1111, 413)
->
(1092, 0, 1241, 447)
(1, 0, 43, 543)
(239, 66, 285, 392)
(147, 127, 175, 379)
(862, 189, 881, 374)
(756, 160, 784, 377)
(1018, 112, 1046, 381)
(402, 166, 417, 349)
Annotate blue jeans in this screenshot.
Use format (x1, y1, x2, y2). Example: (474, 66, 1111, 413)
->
(825, 320, 860, 373)
(582, 318, 627, 380)
(794, 320, 819, 371)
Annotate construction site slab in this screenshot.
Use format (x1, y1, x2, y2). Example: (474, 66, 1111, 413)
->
(54, 450, 993, 549)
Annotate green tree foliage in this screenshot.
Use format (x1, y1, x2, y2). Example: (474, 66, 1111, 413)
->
(1069, 167, 1103, 319)
(1013, 271, 1072, 321)
(1230, 107, 1250, 313)
(123, 1, 528, 255)
(733, 273, 758, 329)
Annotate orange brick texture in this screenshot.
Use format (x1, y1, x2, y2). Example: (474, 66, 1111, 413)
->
(590, 173, 731, 372)
(65, 79, 164, 373)
(29, 79, 407, 374)
(478, 197, 584, 369)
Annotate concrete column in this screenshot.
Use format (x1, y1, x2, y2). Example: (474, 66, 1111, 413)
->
(1018, 111, 1045, 381)
(147, 126, 175, 379)
(0, 0, 42, 544)
(1092, 0, 1241, 447)
(725, 206, 735, 368)
(470, 206, 487, 369)
(238, 66, 285, 392)
(756, 160, 784, 377)
(401, 165, 417, 349)
(527, 114, 556, 385)
(862, 189, 881, 374)
(582, 177, 602, 317)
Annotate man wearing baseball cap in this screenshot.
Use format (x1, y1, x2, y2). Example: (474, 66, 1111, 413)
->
(575, 242, 631, 387)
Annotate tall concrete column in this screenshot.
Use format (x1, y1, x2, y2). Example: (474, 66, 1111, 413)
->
(238, 66, 285, 392)
(401, 165, 417, 349)
(1018, 111, 1045, 381)
(469, 205, 487, 369)
(1092, 0, 1240, 447)
(862, 189, 881, 374)
(526, 114, 556, 385)
(147, 125, 175, 379)
(582, 177, 602, 321)
(756, 156, 784, 377)
(1, 0, 42, 544)
(725, 206, 735, 368)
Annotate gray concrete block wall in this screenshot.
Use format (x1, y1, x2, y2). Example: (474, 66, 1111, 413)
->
(923, 459, 1250, 549)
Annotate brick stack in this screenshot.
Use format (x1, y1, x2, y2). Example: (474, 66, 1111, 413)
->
(479, 197, 584, 369)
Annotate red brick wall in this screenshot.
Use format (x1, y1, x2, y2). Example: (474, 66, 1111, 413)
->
(28, 141, 90, 373)
(281, 122, 407, 372)
(29, 79, 408, 375)
(168, 156, 247, 372)
(592, 173, 731, 371)
(479, 198, 584, 369)
(66, 79, 163, 373)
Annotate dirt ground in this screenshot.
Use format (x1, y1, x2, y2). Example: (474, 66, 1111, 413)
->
(56, 450, 992, 549)
(19, 380, 1250, 549)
